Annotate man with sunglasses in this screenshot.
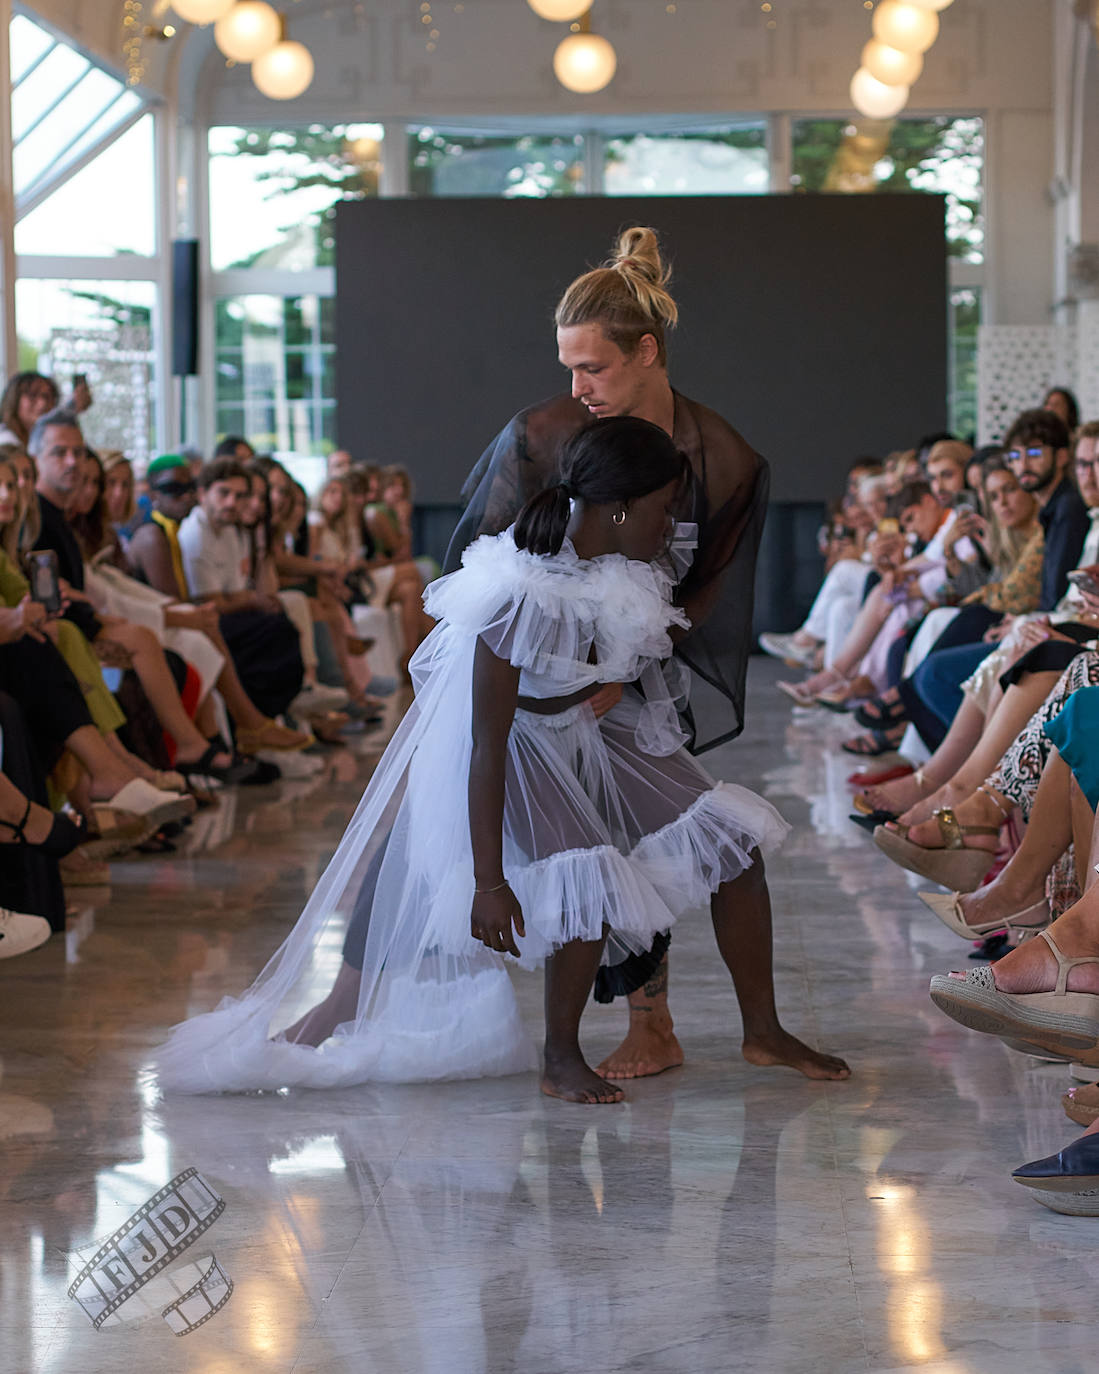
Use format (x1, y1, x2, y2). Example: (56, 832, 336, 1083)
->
(128, 453, 201, 603)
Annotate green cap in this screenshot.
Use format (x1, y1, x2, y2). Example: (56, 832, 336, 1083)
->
(146, 452, 190, 481)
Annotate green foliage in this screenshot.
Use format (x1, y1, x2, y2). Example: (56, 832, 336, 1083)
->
(64, 289, 152, 330)
(792, 116, 984, 261)
(409, 130, 584, 198)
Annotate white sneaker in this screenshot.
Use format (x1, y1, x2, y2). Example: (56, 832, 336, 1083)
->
(291, 683, 349, 714)
(0, 909, 51, 959)
(758, 631, 818, 667)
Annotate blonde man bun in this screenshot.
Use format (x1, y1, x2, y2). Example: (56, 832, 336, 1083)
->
(555, 225, 678, 365)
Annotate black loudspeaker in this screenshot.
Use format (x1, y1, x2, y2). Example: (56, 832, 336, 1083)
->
(171, 239, 199, 377)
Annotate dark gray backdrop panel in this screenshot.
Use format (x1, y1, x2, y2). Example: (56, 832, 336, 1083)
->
(334, 194, 947, 506)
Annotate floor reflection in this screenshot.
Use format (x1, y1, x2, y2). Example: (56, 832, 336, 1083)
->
(3, 663, 1099, 1372)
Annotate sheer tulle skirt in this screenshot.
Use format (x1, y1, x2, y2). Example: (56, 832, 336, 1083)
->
(154, 625, 787, 1095)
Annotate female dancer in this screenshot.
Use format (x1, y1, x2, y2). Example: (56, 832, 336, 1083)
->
(447, 225, 844, 1083)
(155, 417, 848, 1099)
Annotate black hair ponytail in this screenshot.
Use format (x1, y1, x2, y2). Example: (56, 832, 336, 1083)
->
(514, 483, 573, 556)
(513, 415, 685, 557)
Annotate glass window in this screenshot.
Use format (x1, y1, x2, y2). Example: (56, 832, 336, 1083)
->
(208, 125, 384, 271)
(409, 129, 585, 197)
(14, 278, 157, 465)
(14, 114, 156, 257)
(949, 286, 980, 442)
(605, 125, 768, 196)
(790, 117, 984, 263)
(214, 295, 335, 457)
(9, 12, 146, 206)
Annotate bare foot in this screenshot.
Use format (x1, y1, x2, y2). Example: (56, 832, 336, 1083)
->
(541, 1051, 625, 1103)
(742, 1029, 851, 1081)
(597, 1017, 685, 1080)
(859, 769, 934, 815)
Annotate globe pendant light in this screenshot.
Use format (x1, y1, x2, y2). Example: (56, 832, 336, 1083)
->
(253, 20, 315, 100)
(871, 1, 939, 54)
(850, 67, 910, 120)
(528, 0, 592, 20)
(554, 31, 616, 92)
(861, 38, 923, 87)
(214, 1, 280, 62)
(171, 0, 235, 22)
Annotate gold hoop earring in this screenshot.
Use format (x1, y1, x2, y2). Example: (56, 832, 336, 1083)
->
(612, 509, 627, 526)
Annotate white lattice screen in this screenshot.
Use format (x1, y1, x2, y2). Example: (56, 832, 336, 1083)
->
(977, 302, 1099, 443)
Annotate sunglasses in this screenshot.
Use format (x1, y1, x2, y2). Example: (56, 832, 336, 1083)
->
(152, 479, 196, 497)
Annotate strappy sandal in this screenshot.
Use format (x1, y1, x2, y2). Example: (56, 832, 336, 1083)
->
(873, 805, 1000, 890)
(841, 723, 906, 756)
(918, 890, 1050, 942)
(855, 690, 909, 731)
(928, 928, 1099, 1052)
(0, 795, 85, 858)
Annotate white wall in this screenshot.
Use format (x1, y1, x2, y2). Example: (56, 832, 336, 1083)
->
(21, 0, 1059, 325)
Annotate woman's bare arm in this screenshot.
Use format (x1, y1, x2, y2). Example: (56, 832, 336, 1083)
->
(468, 636, 525, 955)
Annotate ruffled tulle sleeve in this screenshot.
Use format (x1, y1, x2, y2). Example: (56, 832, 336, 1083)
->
(424, 531, 689, 689)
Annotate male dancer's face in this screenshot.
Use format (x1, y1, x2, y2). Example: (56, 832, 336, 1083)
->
(557, 323, 658, 420)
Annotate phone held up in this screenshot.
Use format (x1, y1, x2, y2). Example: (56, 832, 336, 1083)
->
(1067, 565, 1099, 600)
(28, 549, 61, 615)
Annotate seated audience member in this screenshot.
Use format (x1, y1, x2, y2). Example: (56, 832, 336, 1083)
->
(27, 415, 263, 782)
(892, 409, 1090, 751)
(0, 690, 84, 957)
(347, 467, 432, 671)
(99, 450, 141, 560)
(124, 455, 309, 755)
(759, 459, 885, 668)
(215, 435, 255, 461)
(240, 462, 379, 716)
(379, 464, 439, 585)
(0, 372, 58, 448)
(777, 478, 961, 708)
(327, 449, 354, 479)
(169, 457, 312, 747)
(842, 454, 1044, 756)
(857, 428, 1099, 819)
(1043, 384, 1079, 433)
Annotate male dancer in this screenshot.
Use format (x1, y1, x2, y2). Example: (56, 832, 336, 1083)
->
(447, 226, 849, 1083)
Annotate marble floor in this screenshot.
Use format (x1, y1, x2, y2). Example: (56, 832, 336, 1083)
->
(3, 658, 1097, 1374)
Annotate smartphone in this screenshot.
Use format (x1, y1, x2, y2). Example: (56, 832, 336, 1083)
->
(72, 372, 87, 390)
(953, 497, 977, 515)
(28, 549, 61, 614)
(1068, 568, 1099, 599)
(876, 518, 900, 536)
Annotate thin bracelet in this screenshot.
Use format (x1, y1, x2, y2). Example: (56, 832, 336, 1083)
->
(474, 879, 509, 894)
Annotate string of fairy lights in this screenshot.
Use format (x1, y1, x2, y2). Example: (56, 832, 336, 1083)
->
(130, 2, 954, 104)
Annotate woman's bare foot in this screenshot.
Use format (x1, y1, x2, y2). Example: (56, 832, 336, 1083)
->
(858, 768, 935, 816)
(742, 1029, 851, 1081)
(541, 1049, 625, 1103)
(281, 963, 361, 1046)
(597, 1013, 684, 1080)
(889, 787, 1004, 851)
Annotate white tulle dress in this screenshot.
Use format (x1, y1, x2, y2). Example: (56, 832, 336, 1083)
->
(154, 530, 789, 1094)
